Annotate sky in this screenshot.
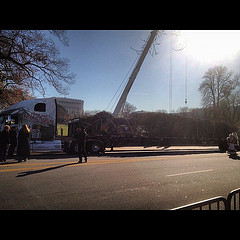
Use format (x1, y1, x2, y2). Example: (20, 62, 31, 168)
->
(36, 30, 240, 113)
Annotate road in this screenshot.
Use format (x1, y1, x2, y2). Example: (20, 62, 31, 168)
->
(1, 151, 240, 210)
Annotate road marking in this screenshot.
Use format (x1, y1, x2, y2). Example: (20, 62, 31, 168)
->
(1, 156, 216, 174)
(0, 161, 68, 167)
(0, 157, 170, 173)
(0, 165, 71, 173)
(166, 169, 213, 177)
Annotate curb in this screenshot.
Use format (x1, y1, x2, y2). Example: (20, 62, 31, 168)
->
(103, 149, 220, 157)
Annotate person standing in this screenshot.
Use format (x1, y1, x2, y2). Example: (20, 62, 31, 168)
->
(226, 133, 238, 156)
(7, 126, 17, 158)
(0, 125, 10, 162)
(17, 125, 31, 162)
(74, 126, 87, 163)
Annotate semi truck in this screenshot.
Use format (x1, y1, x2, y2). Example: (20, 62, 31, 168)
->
(0, 97, 105, 154)
(0, 97, 167, 155)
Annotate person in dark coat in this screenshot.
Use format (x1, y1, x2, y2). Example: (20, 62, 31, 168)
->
(7, 126, 17, 158)
(74, 126, 87, 163)
(0, 125, 10, 162)
(17, 124, 31, 162)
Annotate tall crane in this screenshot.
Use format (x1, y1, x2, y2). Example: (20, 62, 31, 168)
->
(112, 30, 158, 117)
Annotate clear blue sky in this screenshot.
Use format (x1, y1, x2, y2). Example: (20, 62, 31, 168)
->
(37, 30, 240, 113)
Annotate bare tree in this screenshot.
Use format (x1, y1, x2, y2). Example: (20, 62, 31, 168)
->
(121, 102, 137, 118)
(199, 65, 240, 130)
(0, 30, 76, 108)
(221, 73, 240, 127)
(199, 65, 235, 118)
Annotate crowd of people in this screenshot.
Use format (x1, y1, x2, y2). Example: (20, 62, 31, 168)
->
(0, 124, 88, 164)
(0, 124, 31, 162)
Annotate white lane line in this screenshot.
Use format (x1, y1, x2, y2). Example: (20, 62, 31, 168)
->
(166, 169, 213, 177)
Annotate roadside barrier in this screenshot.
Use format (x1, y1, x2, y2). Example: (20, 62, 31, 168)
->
(227, 188, 240, 210)
(172, 188, 240, 210)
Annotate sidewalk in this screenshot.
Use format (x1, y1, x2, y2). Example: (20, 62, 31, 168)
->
(28, 145, 220, 159)
(104, 145, 220, 157)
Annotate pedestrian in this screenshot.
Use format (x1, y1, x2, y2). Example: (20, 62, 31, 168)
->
(227, 133, 237, 155)
(74, 126, 87, 163)
(0, 125, 10, 162)
(17, 124, 31, 162)
(7, 126, 17, 158)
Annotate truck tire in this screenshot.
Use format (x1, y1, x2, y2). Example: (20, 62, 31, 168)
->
(69, 140, 78, 154)
(218, 139, 228, 153)
(88, 141, 102, 154)
(70, 140, 103, 155)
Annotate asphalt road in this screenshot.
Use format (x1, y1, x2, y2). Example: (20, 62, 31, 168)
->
(1, 151, 240, 210)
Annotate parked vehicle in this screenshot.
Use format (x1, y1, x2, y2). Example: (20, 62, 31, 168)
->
(0, 97, 104, 154)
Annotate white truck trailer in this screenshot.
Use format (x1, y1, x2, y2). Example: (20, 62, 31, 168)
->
(0, 97, 62, 152)
(0, 97, 105, 154)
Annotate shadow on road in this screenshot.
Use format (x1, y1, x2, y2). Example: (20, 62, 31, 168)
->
(30, 152, 102, 160)
(16, 162, 80, 178)
(229, 154, 240, 160)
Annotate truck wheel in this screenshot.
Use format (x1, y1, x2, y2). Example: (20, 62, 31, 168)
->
(70, 141, 78, 154)
(89, 141, 102, 154)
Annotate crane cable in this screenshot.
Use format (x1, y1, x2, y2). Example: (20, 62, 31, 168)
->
(169, 34, 172, 113)
(105, 53, 139, 112)
(185, 40, 188, 105)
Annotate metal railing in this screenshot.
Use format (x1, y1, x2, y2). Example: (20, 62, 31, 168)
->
(172, 188, 240, 210)
(227, 188, 240, 210)
(172, 196, 227, 210)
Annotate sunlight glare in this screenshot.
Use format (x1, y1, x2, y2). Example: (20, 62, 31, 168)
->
(178, 30, 240, 63)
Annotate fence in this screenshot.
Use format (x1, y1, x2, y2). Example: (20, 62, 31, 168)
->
(227, 188, 240, 210)
(172, 188, 240, 210)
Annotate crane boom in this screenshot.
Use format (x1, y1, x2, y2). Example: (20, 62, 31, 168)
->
(112, 30, 158, 117)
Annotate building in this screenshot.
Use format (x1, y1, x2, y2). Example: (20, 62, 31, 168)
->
(56, 97, 84, 119)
